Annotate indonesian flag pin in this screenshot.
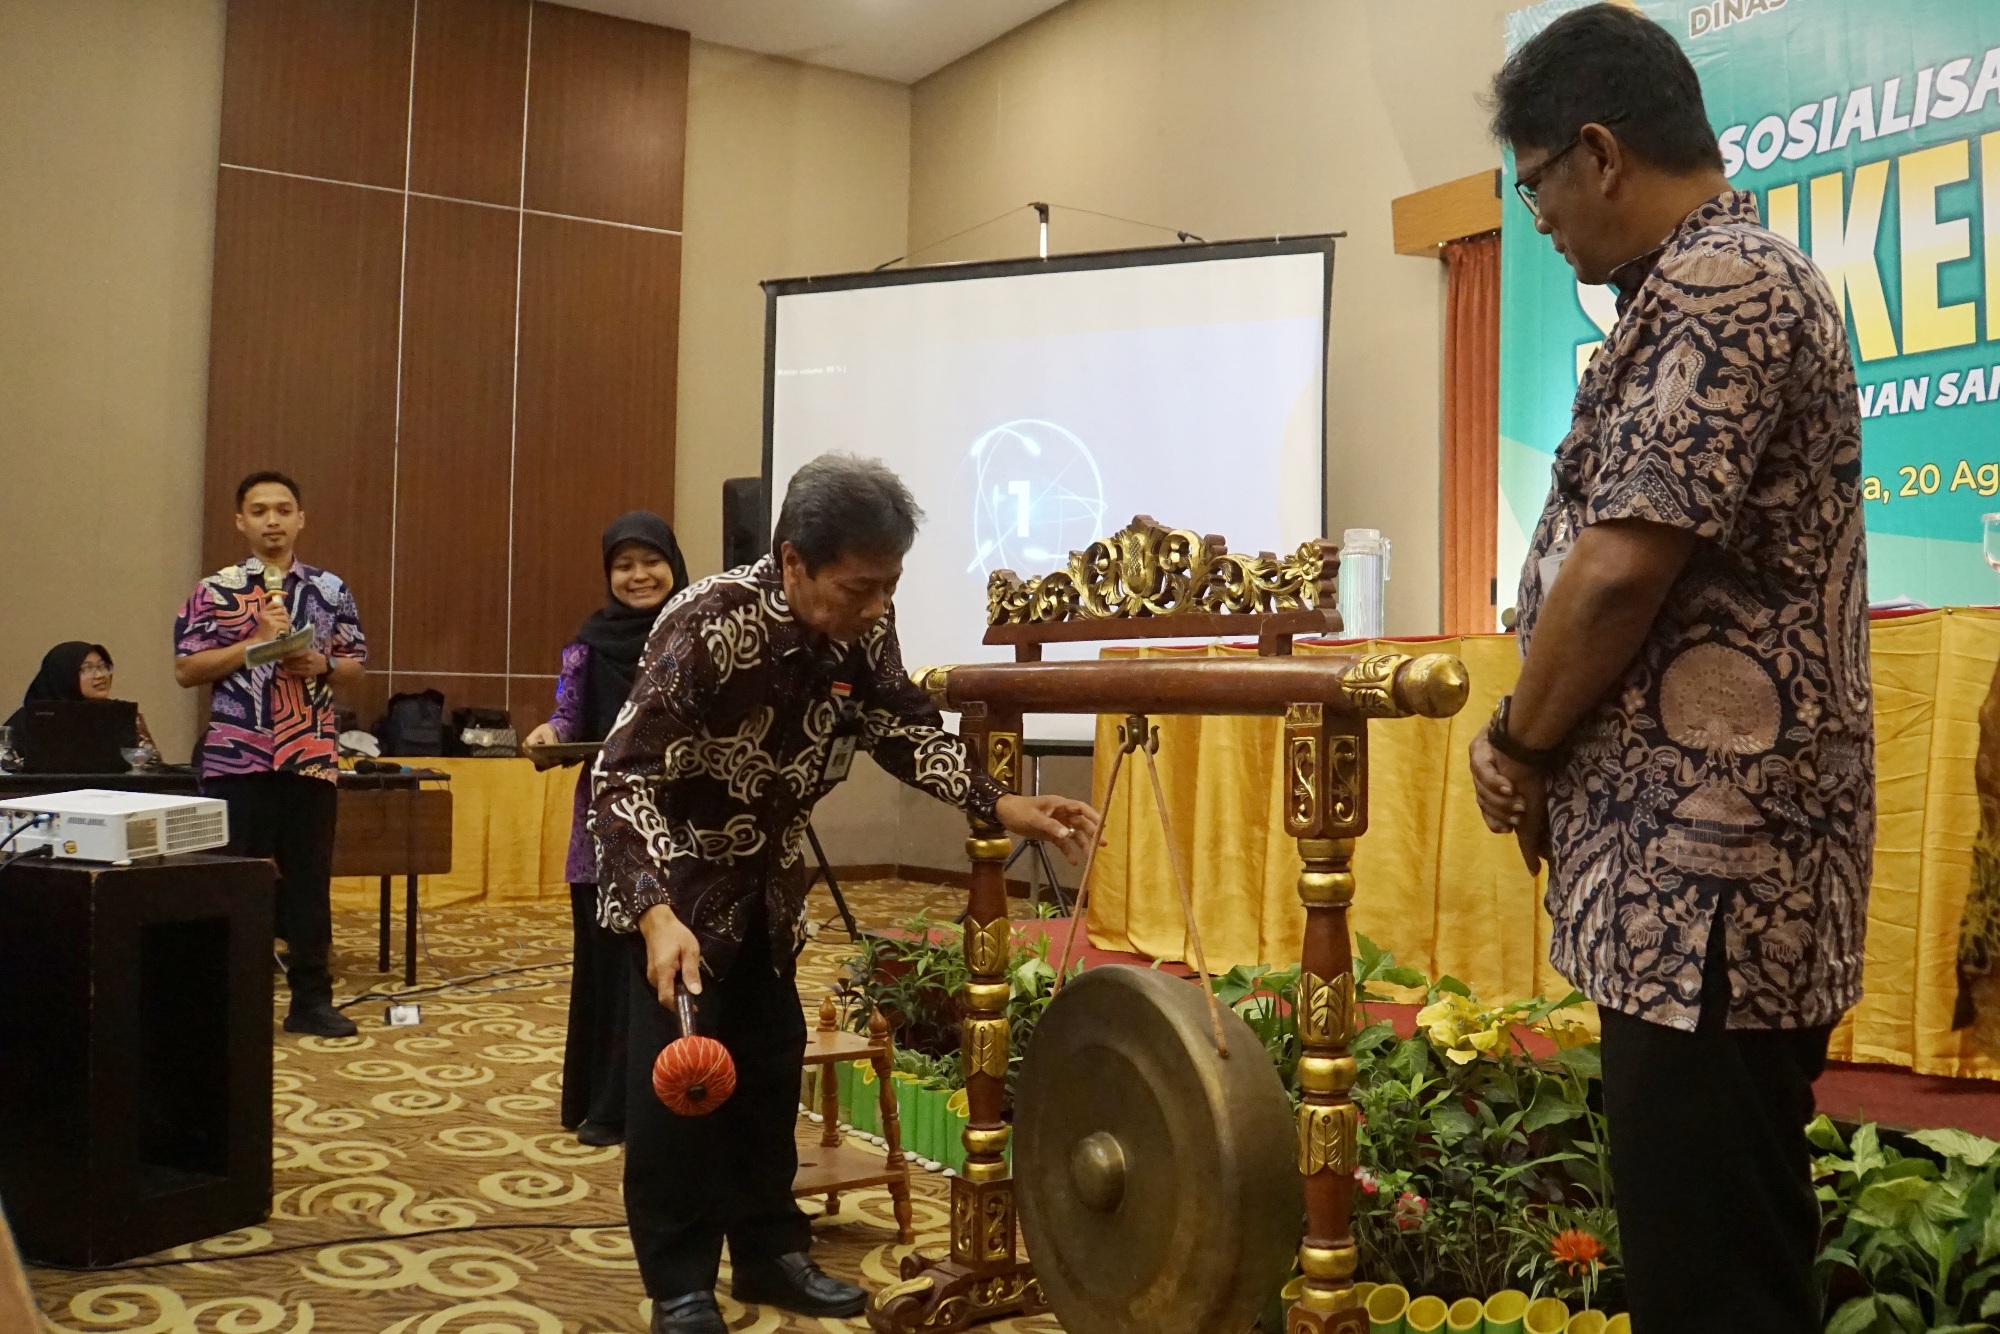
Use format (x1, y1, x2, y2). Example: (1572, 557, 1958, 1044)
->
(831, 681, 852, 699)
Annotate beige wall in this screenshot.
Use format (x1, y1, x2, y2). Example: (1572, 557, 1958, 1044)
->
(0, 0, 1511, 877)
(671, 40, 914, 860)
(908, 0, 1515, 636)
(674, 41, 912, 580)
(0, 0, 225, 762)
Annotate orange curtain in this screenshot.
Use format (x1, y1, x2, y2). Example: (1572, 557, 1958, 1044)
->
(1441, 233, 1501, 635)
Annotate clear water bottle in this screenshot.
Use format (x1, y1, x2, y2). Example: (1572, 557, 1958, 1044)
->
(0, 726, 20, 774)
(1337, 528, 1392, 639)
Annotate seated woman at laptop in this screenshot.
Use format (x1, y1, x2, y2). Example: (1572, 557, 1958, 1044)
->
(7, 641, 157, 760)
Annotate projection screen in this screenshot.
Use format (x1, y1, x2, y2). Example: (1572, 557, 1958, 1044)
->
(764, 237, 1333, 742)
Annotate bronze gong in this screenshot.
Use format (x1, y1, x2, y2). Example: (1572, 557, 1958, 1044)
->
(1015, 965, 1303, 1334)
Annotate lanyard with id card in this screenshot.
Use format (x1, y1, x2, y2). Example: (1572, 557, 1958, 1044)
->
(822, 679, 863, 782)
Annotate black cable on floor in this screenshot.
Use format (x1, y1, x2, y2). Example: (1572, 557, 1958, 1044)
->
(334, 958, 572, 1010)
(30, 1220, 631, 1273)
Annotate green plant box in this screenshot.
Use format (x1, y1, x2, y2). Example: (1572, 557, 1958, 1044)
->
(944, 1096, 969, 1172)
(1406, 1295, 1449, 1333)
(1446, 1295, 1484, 1332)
(918, 1085, 946, 1165)
(1481, 1290, 1528, 1334)
(835, 1060, 856, 1125)
(1367, 1282, 1410, 1333)
(853, 1063, 881, 1136)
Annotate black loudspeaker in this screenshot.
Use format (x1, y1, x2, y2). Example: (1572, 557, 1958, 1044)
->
(722, 477, 768, 571)
(0, 854, 275, 1264)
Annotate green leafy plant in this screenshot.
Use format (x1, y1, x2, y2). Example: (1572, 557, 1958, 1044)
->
(1811, 1116, 2000, 1333)
(836, 909, 1076, 1109)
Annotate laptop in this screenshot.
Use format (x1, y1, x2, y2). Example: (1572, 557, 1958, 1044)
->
(12, 699, 140, 775)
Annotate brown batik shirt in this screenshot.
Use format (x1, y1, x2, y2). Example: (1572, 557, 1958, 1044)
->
(591, 556, 1005, 974)
(1517, 191, 1873, 1032)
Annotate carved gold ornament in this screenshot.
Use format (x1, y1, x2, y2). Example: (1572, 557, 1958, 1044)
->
(986, 732, 1019, 788)
(1297, 1103, 1358, 1177)
(1288, 735, 1318, 829)
(963, 1016, 1010, 1079)
(1327, 734, 1361, 827)
(1296, 971, 1353, 1047)
(964, 917, 1012, 976)
(986, 515, 1338, 626)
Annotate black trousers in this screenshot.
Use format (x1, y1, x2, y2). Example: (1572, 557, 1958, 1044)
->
(1600, 896, 1832, 1334)
(623, 918, 810, 1298)
(561, 883, 629, 1131)
(205, 772, 338, 1011)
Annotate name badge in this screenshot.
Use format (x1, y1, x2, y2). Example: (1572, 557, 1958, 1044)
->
(823, 735, 858, 783)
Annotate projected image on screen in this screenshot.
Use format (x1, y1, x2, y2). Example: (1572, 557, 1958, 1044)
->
(965, 420, 1108, 577)
(768, 242, 1329, 740)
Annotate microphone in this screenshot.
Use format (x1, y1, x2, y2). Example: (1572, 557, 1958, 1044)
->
(262, 561, 286, 621)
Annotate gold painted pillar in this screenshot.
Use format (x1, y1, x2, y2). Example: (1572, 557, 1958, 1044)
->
(869, 708, 1044, 1332)
(1284, 703, 1368, 1334)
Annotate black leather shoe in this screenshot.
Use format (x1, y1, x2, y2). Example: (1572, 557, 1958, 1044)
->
(575, 1120, 624, 1147)
(732, 1252, 866, 1317)
(650, 1291, 725, 1334)
(284, 1004, 358, 1038)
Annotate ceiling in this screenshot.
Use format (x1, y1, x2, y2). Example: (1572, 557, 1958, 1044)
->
(547, 0, 1072, 84)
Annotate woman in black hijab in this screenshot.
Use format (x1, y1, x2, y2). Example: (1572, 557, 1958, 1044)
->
(6, 641, 157, 760)
(524, 512, 688, 1146)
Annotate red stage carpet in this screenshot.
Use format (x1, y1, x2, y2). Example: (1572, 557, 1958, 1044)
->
(1007, 920, 2000, 1139)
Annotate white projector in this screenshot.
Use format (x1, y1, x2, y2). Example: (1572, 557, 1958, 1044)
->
(0, 789, 230, 864)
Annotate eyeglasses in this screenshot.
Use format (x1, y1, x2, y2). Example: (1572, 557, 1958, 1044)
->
(1513, 137, 1583, 218)
(1512, 121, 1624, 218)
(80, 661, 111, 678)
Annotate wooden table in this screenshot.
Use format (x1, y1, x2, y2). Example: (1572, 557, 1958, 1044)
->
(329, 770, 453, 986)
(0, 853, 275, 1265)
(797, 998, 913, 1244)
(0, 769, 456, 987)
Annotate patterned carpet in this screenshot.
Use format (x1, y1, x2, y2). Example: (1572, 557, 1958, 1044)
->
(26, 880, 1063, 1334)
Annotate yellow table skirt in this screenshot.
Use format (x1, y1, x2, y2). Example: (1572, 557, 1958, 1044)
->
(1088, 610, 2000, 1080)
(331, 757, 581, 910)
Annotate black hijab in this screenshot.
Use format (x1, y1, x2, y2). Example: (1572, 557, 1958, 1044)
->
(575, 511, 689, 741)
(23, 641, 107, 706)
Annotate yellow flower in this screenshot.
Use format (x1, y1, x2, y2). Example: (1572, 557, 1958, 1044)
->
(1417, 994, 1516, 1064)
(1537, 1015, 1595, 1051)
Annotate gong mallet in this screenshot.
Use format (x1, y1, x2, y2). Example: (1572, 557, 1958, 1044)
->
(651, 982, 737, 1116)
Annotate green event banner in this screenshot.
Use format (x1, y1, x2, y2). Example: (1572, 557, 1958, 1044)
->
(1500, 0, 2000, 620)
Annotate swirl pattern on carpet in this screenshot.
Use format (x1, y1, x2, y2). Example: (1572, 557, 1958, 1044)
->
(25, 880, 1063, 1334)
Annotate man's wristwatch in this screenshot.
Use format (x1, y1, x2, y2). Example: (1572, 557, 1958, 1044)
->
(1486, 695, 1564, 773)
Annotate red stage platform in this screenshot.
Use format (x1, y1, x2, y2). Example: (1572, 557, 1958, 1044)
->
(1002, 920, 2000, 1140)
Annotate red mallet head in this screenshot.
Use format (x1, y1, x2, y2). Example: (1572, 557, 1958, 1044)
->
(652, 985, 736, 1116)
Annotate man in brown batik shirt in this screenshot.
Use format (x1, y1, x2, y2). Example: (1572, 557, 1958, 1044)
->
(592, 455, 1099, 1334)
(1470, 9, 1871, 1334)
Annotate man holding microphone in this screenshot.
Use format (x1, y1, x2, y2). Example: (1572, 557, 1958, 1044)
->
(175, 470, 368, 1038)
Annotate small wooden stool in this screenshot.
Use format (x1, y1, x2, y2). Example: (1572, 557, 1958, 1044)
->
(795, 997, 914, 1244)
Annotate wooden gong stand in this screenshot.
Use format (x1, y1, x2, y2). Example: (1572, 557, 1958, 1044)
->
(865, 519, 1469, 1334)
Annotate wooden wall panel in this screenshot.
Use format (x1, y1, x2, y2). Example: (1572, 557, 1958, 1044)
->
(524, 3, 688, 230)
(409, 0, 529, 206)
(392, 196, 519, 679)
(508, 677, 559, 733)
(219, 0, 414, 187)
(203, 169, 402, 639)
(511, 213, 681, 693)
(209, 1, 686, 732)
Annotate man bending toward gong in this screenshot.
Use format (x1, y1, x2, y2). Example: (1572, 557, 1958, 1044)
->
(592, 454, 1101, 1334)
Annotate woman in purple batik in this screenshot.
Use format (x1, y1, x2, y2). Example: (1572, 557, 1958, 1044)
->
(524, 511, 687, 1147)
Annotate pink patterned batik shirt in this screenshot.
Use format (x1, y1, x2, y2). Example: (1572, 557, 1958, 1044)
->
(174, 555, 368, 783)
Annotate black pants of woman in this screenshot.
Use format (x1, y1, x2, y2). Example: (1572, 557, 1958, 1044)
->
(562, 882, 630, 1132)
